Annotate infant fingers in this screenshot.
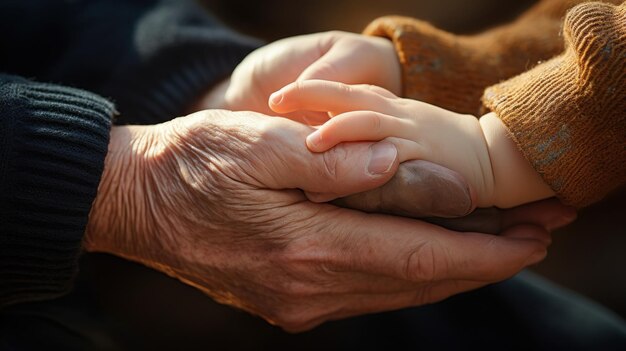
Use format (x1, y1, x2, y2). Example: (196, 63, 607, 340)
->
(308, 111, 401, 151)
(307, 110, 423, 157)
(270, 80, 396, 115)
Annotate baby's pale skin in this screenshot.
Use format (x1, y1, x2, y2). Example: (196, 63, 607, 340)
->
(269, 80, 554, 209)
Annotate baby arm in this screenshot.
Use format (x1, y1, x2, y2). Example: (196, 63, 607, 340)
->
(270, 80, 554, 208)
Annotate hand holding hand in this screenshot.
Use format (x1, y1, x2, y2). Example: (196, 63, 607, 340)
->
(270, 80, 496, 206)
(196, 31, 401, 121)
(270, 80, 554, 208)
(84, 110, 571, 332)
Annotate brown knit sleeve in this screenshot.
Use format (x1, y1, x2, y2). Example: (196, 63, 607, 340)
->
(482, 1, 626, 207)
(363, 0, 622, 115)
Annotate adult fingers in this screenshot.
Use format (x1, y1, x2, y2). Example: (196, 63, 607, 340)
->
(303, 207, 549, 284)
(501, 198, 577, 231)
(283, 280, 485, 333)
(425, 198, 577, 234)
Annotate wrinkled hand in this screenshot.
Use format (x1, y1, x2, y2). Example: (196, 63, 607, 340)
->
(195, 31, 570, 230)
(196, 31, 401, 122)
(194, 30, 477, 218)
(84, 110, 574, 332)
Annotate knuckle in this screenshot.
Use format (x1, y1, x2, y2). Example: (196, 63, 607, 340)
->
(320, 144, 349, 180)
(337, 82, 353, 94)
(404, 241, 446, 283)
(366, 112, 383, 135)
(277, 246, 334, 295)
(362, 84, 386, 95)
(292, 79, 307, 94)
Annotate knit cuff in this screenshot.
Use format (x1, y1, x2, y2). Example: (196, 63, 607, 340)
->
(0, 75, 114, 307)
(364, 16, 496, 115)
(482, 2, 626, 207)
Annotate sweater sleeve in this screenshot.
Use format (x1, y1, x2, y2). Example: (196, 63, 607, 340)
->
(0, 0, 260, 307)
(0, 75, 114, 307)
(0, 0, 261, 125)
(482, 1, 626, 207)
(363, 0, 623, 115)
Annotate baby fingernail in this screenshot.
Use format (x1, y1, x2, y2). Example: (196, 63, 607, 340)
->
(270, 92, 283, 105)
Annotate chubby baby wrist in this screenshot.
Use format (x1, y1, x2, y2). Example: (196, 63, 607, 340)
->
(469, 114, 496, 208)
(84, 125, 161, 258)
(478, 113, 554, 208)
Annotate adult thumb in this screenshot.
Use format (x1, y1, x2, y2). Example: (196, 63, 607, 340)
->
(333, 160, 475, 218)
(261, 121, 400, 202)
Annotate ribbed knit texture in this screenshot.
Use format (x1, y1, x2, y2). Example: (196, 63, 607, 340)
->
(0, 0, 260, 308)
(0, 75, 114, 306)
(365, 0, 625, 207)
(0, 0, 261, 125)
(364, 0, 623, 115)
(483, 2, 626, 207)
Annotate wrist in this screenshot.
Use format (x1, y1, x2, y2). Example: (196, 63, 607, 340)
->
(479, 113, 554, 208)
(465, 115, 497, 208)
(84, 125, 161, 260)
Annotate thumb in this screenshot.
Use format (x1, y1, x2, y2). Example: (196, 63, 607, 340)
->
(333, 160, 476, 218)
(260, 119, 400, 201)
(304, 141, 400, 202)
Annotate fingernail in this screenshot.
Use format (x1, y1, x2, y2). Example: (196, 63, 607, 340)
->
(546, 207, 577, 231)
(367, 142, 397, 175)
(270, 92, 283, 105)
(306, 130, 322, 149)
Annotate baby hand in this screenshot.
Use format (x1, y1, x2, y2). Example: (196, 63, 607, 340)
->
(269, 80, 497, 207)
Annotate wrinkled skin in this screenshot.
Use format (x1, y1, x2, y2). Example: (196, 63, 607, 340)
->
(197, 31, 566, 232)
(197, 31, 480, 221)
(85, 110, 575, 332)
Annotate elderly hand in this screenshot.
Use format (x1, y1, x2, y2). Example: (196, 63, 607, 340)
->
(194, 31, 478, 218)
(196, 31, 572, 230)
(84, 110, 574, 332)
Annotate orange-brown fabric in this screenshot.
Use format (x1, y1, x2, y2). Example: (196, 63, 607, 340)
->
(364, 0, 626, 207)
(364, 0, 598, 115)
(484, 2, 625, 207)
(364, 0, 625, 207)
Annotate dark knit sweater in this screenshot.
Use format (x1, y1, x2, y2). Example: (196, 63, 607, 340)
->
(0, 0, 260, 307)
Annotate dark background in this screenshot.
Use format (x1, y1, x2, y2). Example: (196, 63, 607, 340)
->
(85, 0, 625, 348)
